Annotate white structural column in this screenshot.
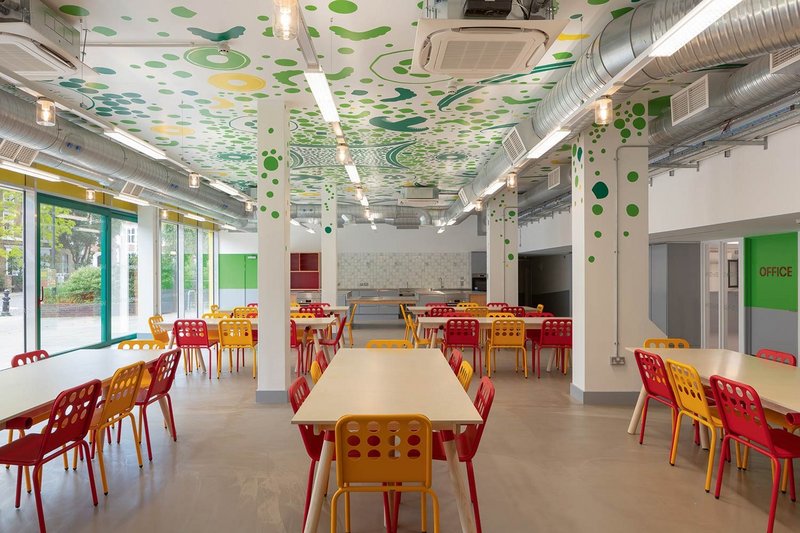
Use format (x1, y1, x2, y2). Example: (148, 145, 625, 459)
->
(256, 100, 291, 403)
(486, 190, 519, 305)
(570, 98, 663, 404)
(320, 181, 337, 304)
(137, 206, 158, 335)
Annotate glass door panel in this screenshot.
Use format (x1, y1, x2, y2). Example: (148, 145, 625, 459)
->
(723, 241, 740, 350)
(39, 203, 103, 353)
(0, 186, 25, 368)
(160, 223, 178, 321)
(183, 227, 198, 318)
(199, 229, 212, 313)
(110, 218, 138, 339)
(704, 243, 720, 349)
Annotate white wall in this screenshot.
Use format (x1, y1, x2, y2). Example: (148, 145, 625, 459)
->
(519, 211, 571, 253)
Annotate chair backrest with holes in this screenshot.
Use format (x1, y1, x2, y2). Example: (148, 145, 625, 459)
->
(310, 361, 323, 384)
(335, 414, 433, 486)
(634, 349, 676, 403)
(487, 302, 508, 309)
(500, 306, 526, 317)
(456, 302, 479, 308)
(425, 302, 448, 307)
(445, 318, 480, 346)
(525, 311, 543, 317)
(96, 361, 145, 423)
(461, 377, 495, 460)
(219, 319, 255, 348)
(487, 311, 514, 318)
(644, 338, 690, 349)
(143, 349, 181, 399)
(202, 312, 229, 319)
(232, 306, 258, 319)
(709, 375, 776, 453)
(665, 359, 714, 421)
(315, 349, 329, 373)
(540, 319, 572, 347)
(288, 377, 323, 458)
(448, 349, 463, 374)
(290, 320, 300, 347)
(173, 319, 212, 348)
(429, 306, 456, 318)
(365, 339, 412, 349)
(300, 305, 327, 318)
(290, 312, 315, 319)
(246, 303, 259, 308)
(118, 340, 166, 350)
(148, 315, 170, 344)
(467, 308, 488, 318)
(755, 348, 797, 366)
(40, 379, 102, 456)
(457, 361, 474, 391)
(489, 319, 525, 347)
(11, 350, 49, 367)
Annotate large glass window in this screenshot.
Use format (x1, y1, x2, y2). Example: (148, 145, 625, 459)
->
(199, 229, 213, 314)
(160, 223, 178, 321)
(111, 219, 138, 339)
(183, 227, 198, 318)
(0, 186, 25, 368)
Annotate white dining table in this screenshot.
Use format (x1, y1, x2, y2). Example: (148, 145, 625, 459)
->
(625, 348, 800, 437)
(290, 305, 349, 314)
(0, 348, 170, 430)
(292, 348, 483, 533)
(405, 305, 538, 316)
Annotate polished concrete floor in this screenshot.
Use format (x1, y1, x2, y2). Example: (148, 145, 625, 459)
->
(1, 321, 798, 532)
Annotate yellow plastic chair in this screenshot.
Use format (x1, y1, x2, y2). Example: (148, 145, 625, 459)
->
(290, 312, 315, 319)
(487, 319, 527, 378)
(400, 305, 413, 341)
(365, 339, 413, 349)
(310, 361, 323, 384)
(665, 359, 738, 492)
(117, 339, 166, 350)
(467, 307, 488, 318)
(233, 306, 258, 318)
(456, 302, 479, 308)
(331, 414, 440, 533)
(75, 361, 145, 495)
(536, 304, 544, 313)
(487, 312, 514, 318)
(210, 304, 220, 313)
(457, 361, 474, 391)
(644, 338, 690, 348)
(202, 312, 229, 319)
(219, 319, 257, 379)
(148, 315, 170, 344)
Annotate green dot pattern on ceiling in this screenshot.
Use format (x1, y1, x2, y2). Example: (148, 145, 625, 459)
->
(329, 1, 358, 14)
(170, 6, 197, 18)
(185, 48, 251, 70)
(59, 5, 89, 16)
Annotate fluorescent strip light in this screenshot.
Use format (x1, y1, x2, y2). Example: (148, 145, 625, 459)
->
(650, 0, 744, 57)
(341, 214, 349, 222)
(463, 202, 476, 214)
(437, 227, 445, 234)
(304, 225, 315, 234)
(359, 196, 369, 207)
(220, 224, 237, 231)
(447, 219, 456, 226)
(526, 129, 571, 159)
(370, 223, 377, 231)
(290, 219, 301, 226)
(304, 70, 340, 123)
(0, 161, 62, 182)
(104, 128, 167, 160)
(483, 178, 505, 197)
(184, 213, 206, 222)
(115, 193, 150, 207)
(344, 164, 360, 184)
(208, 180, 240, 196)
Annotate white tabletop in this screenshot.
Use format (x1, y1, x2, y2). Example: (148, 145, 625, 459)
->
(627, 348, 800, 414)
(290, 305, 349, 313)
(407, 305, 537, 315)
(417, 316, 568, 330)
(292, 348, 482, 430)
(0, 348, 164, 426)
(159, 316, 335, 331)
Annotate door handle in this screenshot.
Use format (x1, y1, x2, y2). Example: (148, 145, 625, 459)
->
(39, 286, 44, 304)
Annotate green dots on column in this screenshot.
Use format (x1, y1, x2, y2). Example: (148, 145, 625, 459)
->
(504, 238, 510, 245)
(623, 231, 630, 237)
(260, 206, 267, 212)
(266, 191, 274, 198)
(591, 181, 608, 199)
(614, 119, 625, 129)
(632, 103, 646, 116)
(272, 178, 279, 185)
(627, 171, 639, 182)
(264, 156, 279, 171)
(507, 253, 515, 261)
(271, 210, 280, 219)
(508, 210, 516, 217)
(626, 204, 640, 217)
(324, 226, 333, 234)
(591, 204, 603, 216)
(588, 256, 595, 263)
(594, 231, 602, 238)
(633, 117, 646, 130)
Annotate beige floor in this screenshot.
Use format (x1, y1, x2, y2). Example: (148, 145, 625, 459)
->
(1, 321, 798, 532)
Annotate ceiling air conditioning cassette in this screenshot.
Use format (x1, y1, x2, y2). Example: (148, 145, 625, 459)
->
(412, 19, 567, 78)
(0, 0, 89, 80)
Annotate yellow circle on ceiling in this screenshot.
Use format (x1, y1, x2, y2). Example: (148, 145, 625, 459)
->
(151, 125, 195, 136)
(208, 73, 266, 92)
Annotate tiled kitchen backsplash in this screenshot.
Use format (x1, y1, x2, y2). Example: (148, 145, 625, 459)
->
(338, 252, 470, 288)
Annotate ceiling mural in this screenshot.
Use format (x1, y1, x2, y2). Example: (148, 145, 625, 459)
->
(46, 0, 637, 205)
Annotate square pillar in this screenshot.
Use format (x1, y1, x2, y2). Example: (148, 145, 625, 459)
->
(321, 182, 337, 304)
(486, 190, 518, 305)
(136, 206, 159, 335)
(256, 100, 291, 403)
(570, 98, 663, 404)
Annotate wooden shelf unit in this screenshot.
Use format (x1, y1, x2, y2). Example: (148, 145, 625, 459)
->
(290, 252, 320, 290)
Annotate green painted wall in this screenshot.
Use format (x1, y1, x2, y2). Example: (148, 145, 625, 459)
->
(744, 233, 798, 312)
(219, 254, 258, 289)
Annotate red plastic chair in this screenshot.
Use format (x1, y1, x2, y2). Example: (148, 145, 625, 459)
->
(633, 349, 680, 447)
(500, 306, 525, 317)
(448, 349, 463, 375)
(11, 350, 49, 367)
(444, 318, 483, 378)
(535, 319, 572, 378)
(0, 379, 102, 533)
(300, 304, 327, 318)
(425, 302, 449, 307)
(246, 302, 259, 308)
(291, 320, 306, 376)
(134, 348, 181, 462)
(319, 313, 347, 356)
(711, 375, 800, 533)
(173, 319, 218, 379)
(315, 349, 329, 374)
(289, 377, 337, 527)
(756, 348, 797, 366)
(432, 377, 495, 533)
(486, 302, 508, 309)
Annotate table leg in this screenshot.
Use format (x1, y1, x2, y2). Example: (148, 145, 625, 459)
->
(304, 437, 334, 533)
(157, 397, 173, 431)
(347, 304, 357, 347)
(443, 428, 477, 533)
(415, 320, 424, 348)
(627, 386, 647, 435)
(699, 424, 710, 450)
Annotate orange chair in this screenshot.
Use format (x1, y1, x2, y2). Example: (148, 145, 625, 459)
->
(233, 306, 258, 318)
(365, 339, 412, 349)
(644, 338, 690, 349)
(487, 319, 527, 378)
(331, 414, 440, 533)
(77, 361, 145, 495)
(117, 339, 166, 350)
(148, 315, 171, 344)
(219, 319, 257, 378)
(457, 361, 474, 391)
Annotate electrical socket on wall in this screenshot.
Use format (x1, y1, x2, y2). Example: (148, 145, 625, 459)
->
(610, 356, 626, 366)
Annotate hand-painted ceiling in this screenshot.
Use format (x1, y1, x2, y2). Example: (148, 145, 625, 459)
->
(48, 0, 637, 205)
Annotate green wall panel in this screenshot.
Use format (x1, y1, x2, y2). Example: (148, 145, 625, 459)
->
(744, 233, 798, 312)
(219, 254, 257, 289)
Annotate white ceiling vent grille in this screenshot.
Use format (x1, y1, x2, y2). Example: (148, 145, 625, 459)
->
(0, 138, 39, 165)
(502, 127, 526, 164)
(458, 188, 469, 207)
(547, 167, 562, 190)
(439, 35, 527, 71)
(770, 47, 800, 74)
(120, 181, 144, 197)
(670, 75, 710, 126)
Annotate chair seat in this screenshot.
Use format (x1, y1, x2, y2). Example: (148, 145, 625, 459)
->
(0, 433, 44, 466)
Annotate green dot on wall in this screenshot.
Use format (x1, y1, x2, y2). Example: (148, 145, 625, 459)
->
(594, 231, 602, 238)
(266, 191, 274, 198)
(508, 210, 516, 217)
(623, 231, 630, 237)
(260, 206, 267, 212)
(272, 178, 279, 185)
(507, 253, 515, 261)
(626, 204, 640, 217)
(271, 210, 280, 219)
(627, 171, 639, 182)
(324, 226, 332, 234)
(588, 256, 595, 263)
(591, 181, 608, 200)
(504, 238, 510, 245)
(592, 204, 603, 215)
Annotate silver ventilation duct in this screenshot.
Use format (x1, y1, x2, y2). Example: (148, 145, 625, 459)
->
(0, 89, 250, 227)
(291, 204, 435, 227)
(649, 53, 800, 146)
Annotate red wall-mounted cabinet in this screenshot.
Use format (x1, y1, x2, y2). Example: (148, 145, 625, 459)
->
(290, 252, 320, 290)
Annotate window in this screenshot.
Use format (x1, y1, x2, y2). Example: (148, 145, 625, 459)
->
(111, 219, 138, 339)
(160, 223, 178, 321)
(183, 227, 198, 318)
(126, 226, 137, 246)
(199, 229, 213, 314)
(0, 186, 24, 368)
